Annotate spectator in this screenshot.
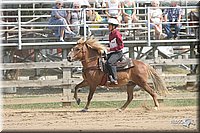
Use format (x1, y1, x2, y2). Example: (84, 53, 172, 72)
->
(149, 0, 165, 39)
(163, 1, 183, 40)
(78, 0, 92, 36)
(121, 0, 138, 35)
(188, 8, 199, 37)
(80, 0, 91, 8)
(88, 3, 103, 23)
(121, 0, 138, 23)
(49, 0, 75, 42)
(88, 3, 104, 35)
(105, 0, 122, 22)
(69, 2, 81, 34)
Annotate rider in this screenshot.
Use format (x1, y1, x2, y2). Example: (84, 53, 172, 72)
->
(106, 18, 124, 85)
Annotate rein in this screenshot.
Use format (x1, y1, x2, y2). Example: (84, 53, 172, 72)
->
(80, 43, 100, 69)
(73, 42, 103, 72)
(82, 56, 100, 72)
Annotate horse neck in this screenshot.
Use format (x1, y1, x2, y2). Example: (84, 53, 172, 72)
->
(81, 48, 100, 68)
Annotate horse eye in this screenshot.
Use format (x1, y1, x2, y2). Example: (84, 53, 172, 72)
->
(76, 48, 80, 51)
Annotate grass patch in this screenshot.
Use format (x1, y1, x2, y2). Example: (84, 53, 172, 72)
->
(164, 99, 198, 106)
(163, 66, 190, 74)
(3, 99, 197, 110)
(3, 95, 44, 99)
(4, 102, 61, 110)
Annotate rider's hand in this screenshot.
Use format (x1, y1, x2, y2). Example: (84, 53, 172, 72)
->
(107, 48, 110, 52)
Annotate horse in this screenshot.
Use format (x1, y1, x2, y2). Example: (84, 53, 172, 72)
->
(67, 37, 169, 112)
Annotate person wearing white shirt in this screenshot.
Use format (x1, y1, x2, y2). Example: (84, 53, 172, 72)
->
(149, 0, 166, 39)
(105, 0, 122, 22)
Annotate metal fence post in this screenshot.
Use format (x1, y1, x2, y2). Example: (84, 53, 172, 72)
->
(83, 8, 87, 41)
(18, 9, 22, 49)
(147, 7, 151, 47)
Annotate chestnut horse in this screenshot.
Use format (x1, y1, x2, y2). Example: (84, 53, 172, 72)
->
(67, 37, 168, 112)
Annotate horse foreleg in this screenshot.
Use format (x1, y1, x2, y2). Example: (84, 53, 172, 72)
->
(119, 84, 136, 111)
(82, 85, 96, 112)
(74, 80, 88, 105)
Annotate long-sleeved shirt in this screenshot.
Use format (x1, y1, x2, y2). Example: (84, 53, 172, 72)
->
(109, 29, 124, 52)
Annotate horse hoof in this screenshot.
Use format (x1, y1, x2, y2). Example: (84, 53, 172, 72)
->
(154, 107, 159, 111)
(80, 108, 88, 112)
(116, 108, 123, 112)
(76, 98, 81, 105)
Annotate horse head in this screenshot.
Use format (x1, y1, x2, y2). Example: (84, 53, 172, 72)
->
(67, 37, 106, 62)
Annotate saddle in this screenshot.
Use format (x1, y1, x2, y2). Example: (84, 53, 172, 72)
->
(98, 55, 134, 86)
(98, 55, 134, 72)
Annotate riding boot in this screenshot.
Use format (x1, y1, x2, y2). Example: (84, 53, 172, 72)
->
(109, 75, 115, 82)
(112, 68, 118, 85)
(108, 75, 118, 85)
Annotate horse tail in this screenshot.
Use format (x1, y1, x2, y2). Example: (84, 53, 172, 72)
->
(147, 64, 169, 96)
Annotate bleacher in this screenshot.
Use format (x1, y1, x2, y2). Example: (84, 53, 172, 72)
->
(0, 0, 199, 59)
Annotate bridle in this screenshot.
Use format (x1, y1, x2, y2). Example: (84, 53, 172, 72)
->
(70, 42, 105, 83)
(72, 43, 99, 62)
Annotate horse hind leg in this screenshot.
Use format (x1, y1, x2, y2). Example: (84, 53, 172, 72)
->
(140, 83, 159, 110)
(118, 84, 136, 111)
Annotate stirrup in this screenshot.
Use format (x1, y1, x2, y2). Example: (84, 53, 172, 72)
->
(112, 80, 118, 85)
(108, 75, 114, 82)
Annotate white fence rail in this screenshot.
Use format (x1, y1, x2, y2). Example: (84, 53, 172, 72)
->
(0, 59, 198, 88)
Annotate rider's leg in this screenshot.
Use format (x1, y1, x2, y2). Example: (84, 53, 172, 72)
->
(110, 65, 117, 80)
(110, 65, 118, 84)
(106, 52, 122, 84)
(105, 62, 115, 82)
(106, 60, 118, 84)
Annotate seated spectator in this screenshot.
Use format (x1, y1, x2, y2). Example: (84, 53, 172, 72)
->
(49, 0, 75, 42)
(69, 2, 81, 34)
(188, 9, 199, 36)
(121, 0, 138, 35)
(88, 3, 103, 23)
(88, 4, 105, 35)
(78, 0, 92, 36)
(163, 1, 183, 40)
(105, 0, 122, 23)
(121, 0, 138, 23)
(149, 0, 165, 39)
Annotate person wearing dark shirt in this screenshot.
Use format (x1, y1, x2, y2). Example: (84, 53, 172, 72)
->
(105, 18, 124, 84)
(163, 1, 183, 39)
(49, 0, 75, 42)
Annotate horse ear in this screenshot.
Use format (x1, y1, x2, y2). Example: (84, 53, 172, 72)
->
(86, 43, 92, 49)
(89, 35, 94, 40)
(77, 37, 85, 44)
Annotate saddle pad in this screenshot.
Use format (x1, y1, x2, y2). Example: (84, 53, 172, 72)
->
(116, 57, 134, 71)
(98, 57, 134, 72)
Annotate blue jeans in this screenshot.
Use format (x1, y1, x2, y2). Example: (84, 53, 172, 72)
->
(49, 18, 68, 37)
(163, 23, 182, 38)
(105, 51, 123, 80)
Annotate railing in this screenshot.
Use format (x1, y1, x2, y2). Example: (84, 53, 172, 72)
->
(0, 58, 198, 88)
(0, 5, 199, 49)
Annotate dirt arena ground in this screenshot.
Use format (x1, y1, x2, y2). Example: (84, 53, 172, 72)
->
(2, 91, 199, 132)
(3, 106, 198, 132)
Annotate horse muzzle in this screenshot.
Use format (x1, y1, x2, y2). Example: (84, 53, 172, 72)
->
(67, 56, 73, 62)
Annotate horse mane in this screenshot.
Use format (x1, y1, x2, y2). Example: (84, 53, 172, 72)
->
(77, 37, 106, 54)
